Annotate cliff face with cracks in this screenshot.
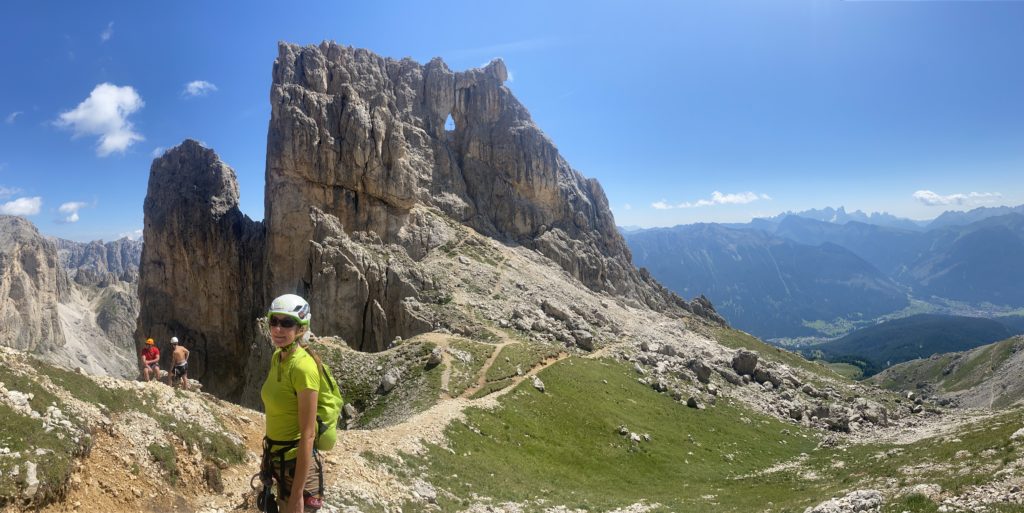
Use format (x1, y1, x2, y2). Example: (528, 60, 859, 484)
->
(137, 43, 720, 401)
(264, 42, 682, 312)
(0, 216, 69, 353)
(135, 141, 265, 398)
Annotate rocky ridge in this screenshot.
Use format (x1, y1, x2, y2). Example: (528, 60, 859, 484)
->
(0, 345, 260, 513)
(264, 42, 685, 315)
(53, 237, 142, 287)
(0, 216, 140, 377)
(0, 216, 69, 354)
(7, 231, 1024, 512)
(138, 43, 722, 401)
(870, 335, 1024, 410)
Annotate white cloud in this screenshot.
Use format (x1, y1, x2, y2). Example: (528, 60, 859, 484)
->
(912, 190, 1002, 207)
(0, 185, 22, 199)
(56, 83, 145, 156)
(119, 228, 144, 240)
(100, 22, 114, 42)
(623, 203, 633, 211)
(58, 201, 88, 223)
(652, 191, 770, 209)
(152, 146, 165, 158)
(183, 80, 218, 97)
(0, 196, 42, 216)
(5, 111, 21, 124)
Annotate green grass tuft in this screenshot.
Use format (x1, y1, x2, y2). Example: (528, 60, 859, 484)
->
(883, 494, 938, 513)
(484, 343, 561, 383)
(446, 339, 495, 397)
(147, 443, 179, 483)
(822, 361, 864, 380)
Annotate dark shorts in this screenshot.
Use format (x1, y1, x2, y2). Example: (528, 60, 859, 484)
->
(173, 362, 188, 378)
(146, 363, 159, 371)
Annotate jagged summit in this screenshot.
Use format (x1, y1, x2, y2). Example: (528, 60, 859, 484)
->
(135, 140, 265, 398)
(136, 43, 721, 401)
(265, 42, 677, 310)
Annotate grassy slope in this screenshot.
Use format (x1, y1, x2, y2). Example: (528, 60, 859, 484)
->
(378, 351, 1024, 512)
(823, 361, 864, 380)
(317, 339, 444, 428)
(446, 338, 495, 397)
(469, 342, 562, 399)
(0, 356, 247, 506)
(0, 365, 90, 505)
(870, 337, 1023, 403)
(403, 357, 828, 512)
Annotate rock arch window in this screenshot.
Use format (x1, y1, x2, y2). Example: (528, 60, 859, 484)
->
(444, 113, 455, 132)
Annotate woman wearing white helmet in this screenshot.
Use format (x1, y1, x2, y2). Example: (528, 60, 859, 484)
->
(258, 294, 325, 513)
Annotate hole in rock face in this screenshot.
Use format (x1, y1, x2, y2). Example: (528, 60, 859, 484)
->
(444, 113, 456, 132)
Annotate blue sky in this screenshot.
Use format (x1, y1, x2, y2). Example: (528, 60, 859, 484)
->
(2, 1, 1023, 241)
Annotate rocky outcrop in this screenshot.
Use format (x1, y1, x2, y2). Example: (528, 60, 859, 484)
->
(136, 44, 725, 400)
(264, 42, 693, 315)
(95, 285, 140, 350)
(54, 237, 143, 286)
(0, 216, 69, 353)
(0, 216, 139, 376)
(870, 335, 1024, 409)
(135, 141, 265, 398)
(307, 208, 434, 352)
(804, 490, 882, 513)
(53, 237, 143, 354)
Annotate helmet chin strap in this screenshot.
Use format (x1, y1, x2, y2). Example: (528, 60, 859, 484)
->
(279, 329, 305, 354)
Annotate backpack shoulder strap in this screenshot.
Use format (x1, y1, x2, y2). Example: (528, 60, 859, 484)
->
(301, 344, 338, 393)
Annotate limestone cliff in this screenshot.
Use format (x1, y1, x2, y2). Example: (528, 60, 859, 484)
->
(0, 215, 69, 352)
(136, 44, 723, 401)
(135, 140, 265, 398)
(265, 42, 685, 314)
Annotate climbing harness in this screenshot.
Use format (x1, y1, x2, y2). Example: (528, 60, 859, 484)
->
(252, 436, 325, 511)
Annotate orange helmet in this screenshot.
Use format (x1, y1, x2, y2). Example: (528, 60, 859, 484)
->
(146, 338, 155, 345)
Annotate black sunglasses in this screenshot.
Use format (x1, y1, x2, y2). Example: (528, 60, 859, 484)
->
(268, 316, 299, 328)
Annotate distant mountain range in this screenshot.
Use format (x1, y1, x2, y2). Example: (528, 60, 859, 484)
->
(623, 204, 1024, 340)
(625, 223, 908, 338)
(748, 206, 928, 232)
(805, 314, 1022, 376)
(927, 204, 1024, 230)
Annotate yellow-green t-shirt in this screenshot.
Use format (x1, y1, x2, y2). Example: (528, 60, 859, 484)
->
(261, 345, 321, 460)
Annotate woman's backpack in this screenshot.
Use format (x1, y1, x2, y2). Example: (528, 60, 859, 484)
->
(304, 345, 344, 451)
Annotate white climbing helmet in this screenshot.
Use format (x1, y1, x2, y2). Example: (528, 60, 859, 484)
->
(267, 294, 311, 326)
(170, 337, 179, 345)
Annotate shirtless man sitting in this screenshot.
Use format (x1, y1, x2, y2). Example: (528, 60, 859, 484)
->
(168, 337, 190, 390)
